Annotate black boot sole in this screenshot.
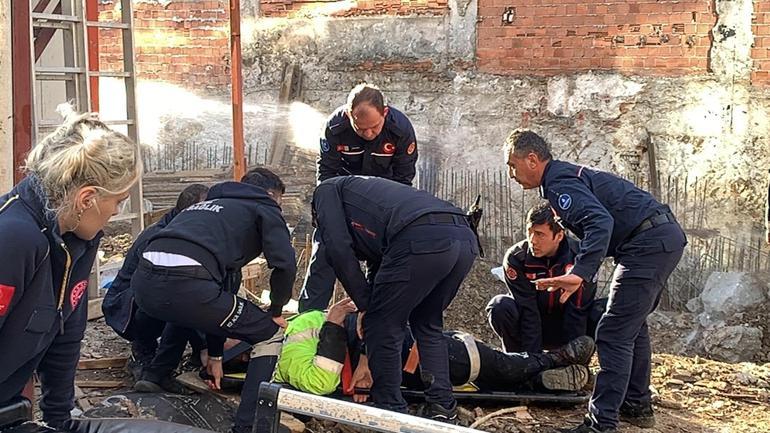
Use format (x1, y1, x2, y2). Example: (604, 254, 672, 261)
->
(541, 365, 589, 391)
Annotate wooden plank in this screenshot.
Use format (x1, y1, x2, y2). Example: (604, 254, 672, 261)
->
(77, 357, 128, 370)
(175, 371, 240, 404)
(77, 398, 93, 412)
(74, 380, 125, 388)
(87, 297, 103, 321)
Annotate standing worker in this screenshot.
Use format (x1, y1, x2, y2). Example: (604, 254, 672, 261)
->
(301, 84, 419, 313)
(0, 113, 141, 426)
(503, 130, 686, 433)
(311, 176, 478, 421)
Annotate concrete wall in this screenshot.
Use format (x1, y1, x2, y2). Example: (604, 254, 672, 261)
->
(98, 0, 769, 239)
(0, 0, 12, 192)
(230, 0, 768, 238)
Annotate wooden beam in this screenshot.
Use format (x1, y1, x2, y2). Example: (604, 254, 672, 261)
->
(74, 380, 125, 388)
(77, 357, 128, 370)
(87, 297, 104, 321)
(230, 0, 245, 180)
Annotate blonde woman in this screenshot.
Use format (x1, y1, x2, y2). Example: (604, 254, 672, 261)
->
(0, 113, 141, 426)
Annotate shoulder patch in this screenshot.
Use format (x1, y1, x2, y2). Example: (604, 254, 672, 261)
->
(0, 284, 16, 316)
(505, 266, 518, 280)
(320, 138, 330, 153)
(70, 280, 88, 309)
(406, 141, 416, 155)
(558, 193, 572, 210)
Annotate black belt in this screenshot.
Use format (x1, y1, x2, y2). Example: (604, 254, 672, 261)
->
(410, 213, 468, 227)
(629, 212, 674, 239)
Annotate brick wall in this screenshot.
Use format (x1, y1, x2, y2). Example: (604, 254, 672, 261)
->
(259, 0, 448, 18)
(477, 0, 717, 76)
(753, 1, 770, 85)
(97, 0, 230, 88)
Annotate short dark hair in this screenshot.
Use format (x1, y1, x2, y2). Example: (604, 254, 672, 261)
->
(240, 167, 286, 194)
(527, 201, 562, 236)
(347, 83, 386, 114)
(175, 184, 209, 211)
(504, 129, 552, 161)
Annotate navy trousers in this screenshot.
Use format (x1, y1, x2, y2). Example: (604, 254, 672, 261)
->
(364, 220, 478, 412)
(589, 222, 686, 429)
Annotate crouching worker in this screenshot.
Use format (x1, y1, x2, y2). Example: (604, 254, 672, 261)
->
(231, 298, 595, 432)
(102, 184, 210, 393)
(0, 113, 141, 426)
(131, 168, 297, 390)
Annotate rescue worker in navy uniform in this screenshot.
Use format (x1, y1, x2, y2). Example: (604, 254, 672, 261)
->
(300, 84, 418, 313)
(503, 130, 687, 433)
(311, 176, 478, 421)
(102, 184, 209, 393)
(487, 202, 597, 354)
(0, 113, 141, 425)
(131, 168, 296, 390)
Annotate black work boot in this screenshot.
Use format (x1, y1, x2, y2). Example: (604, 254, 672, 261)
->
(127, 341, 156, 381)
(556, 415, 617, 433)
(619, 400, 655, 428)
(134, 375, 193, 395)
(538, 365, 590, 392)
(547, 336, 595, 367)
(423, 402, 458, 424)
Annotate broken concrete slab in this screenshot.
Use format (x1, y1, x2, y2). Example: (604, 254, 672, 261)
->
(699, 272, 769, 321)
(703, 325, 764, 363)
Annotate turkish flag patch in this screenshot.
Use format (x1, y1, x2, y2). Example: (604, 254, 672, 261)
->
(505, 266, 517, 280)
(70, 280, 88, 309)
(406, 142, 416, 155)
(0, 284, 15, 316)
(382, 142, 396, 154)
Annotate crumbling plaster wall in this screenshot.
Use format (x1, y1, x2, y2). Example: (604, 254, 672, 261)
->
(0, 0, 12, 192)
(232, 0, 767, 236)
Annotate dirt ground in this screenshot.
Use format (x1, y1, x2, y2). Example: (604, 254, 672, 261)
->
(73, 240, 770, 433)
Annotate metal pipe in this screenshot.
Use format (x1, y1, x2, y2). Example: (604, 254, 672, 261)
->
(263, 384, 486, 433)
(229, 0, 245, 180)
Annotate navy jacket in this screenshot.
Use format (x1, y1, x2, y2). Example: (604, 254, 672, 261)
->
(312, 176, 466, 310)
(539, 160, 669, 282)
(147, 182, 297, 316)
(0, 176, 100, 424)
(317, 105, 417, 185)
(503, 237, 596, 352)
(102, 208, 178, 338)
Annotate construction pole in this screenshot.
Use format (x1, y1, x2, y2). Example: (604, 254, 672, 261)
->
(229, 0, 245, 181)
(11, 0, 33, 184)
(86, 0, 99, 112)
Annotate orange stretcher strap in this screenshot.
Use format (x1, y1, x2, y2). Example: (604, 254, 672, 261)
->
(403, 343, 420, 374)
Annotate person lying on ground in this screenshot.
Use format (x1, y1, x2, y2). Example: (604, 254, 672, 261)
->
(230, 298, 595, 432)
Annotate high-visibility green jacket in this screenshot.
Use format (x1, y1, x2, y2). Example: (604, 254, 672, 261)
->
(273, 311, 347, 395)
